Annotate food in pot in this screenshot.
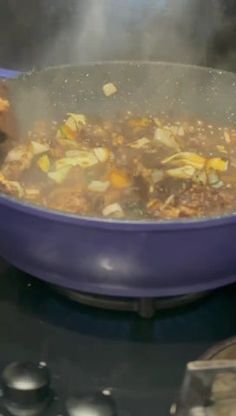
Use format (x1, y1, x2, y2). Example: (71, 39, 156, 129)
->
(0, 106, 236, 221)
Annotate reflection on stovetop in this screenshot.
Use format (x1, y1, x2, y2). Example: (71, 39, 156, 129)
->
(0, 258, 236, 415)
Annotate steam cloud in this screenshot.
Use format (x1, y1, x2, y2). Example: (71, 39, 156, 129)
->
(41, 0, 234, 70)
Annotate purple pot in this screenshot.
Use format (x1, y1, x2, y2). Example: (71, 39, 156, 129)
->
(0, 62, 235, 297)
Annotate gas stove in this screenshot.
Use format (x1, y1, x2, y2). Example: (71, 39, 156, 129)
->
(0, 259, 236, 415)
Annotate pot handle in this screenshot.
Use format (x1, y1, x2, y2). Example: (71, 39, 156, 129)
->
(0, 68, 21, 79)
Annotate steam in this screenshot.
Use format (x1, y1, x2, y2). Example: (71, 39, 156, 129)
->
(40, 0, 234, 69)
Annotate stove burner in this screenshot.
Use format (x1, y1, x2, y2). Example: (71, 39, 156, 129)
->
(53, 287, 207, 318)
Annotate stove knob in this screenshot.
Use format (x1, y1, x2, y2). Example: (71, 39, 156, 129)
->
(66, 391, 117, 416)
(1, 362, 51, 414)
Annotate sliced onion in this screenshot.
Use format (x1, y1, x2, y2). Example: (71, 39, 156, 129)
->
(93, 147, 110, 163)
(65, 113, 87, 130)
(192, 170, 207, 185)
(0, 173, 24, 197)
(207, 169, 224, 188)
(30, 141, 50, 155)
(154, 128, 180, 151)
(88, 180, 110, 193)
(25, 188, 40, 198)
(55, 151, 98, 170)
(48, 166, 72, 184)
(65, 150, 83, 158)
(151, 169, 164, 183)
(102, 202, 124, 218)
(162, 152, 205, 169)
(5, 145, 30, 163)
(129, 137, 150, 149)
(166, 165, 196, 179)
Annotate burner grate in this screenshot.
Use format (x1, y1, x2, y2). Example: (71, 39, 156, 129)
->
(53, 287, 207, 318)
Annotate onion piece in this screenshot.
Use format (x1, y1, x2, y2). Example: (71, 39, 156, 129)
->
(24, 188, 40, 199)
(5, 145, 32, 163)
(48, 166, 72, 184)
(161, 194, 175, 210)
(192, 169, 207, 185)
(151, 169, 164, 183)
(56, 114, 86, 140)
(167, 125, 185, 137)
(102, 83, 118, 97)
(30, 141, 50, 155)
(154, 128, 180, 151)
(65, 150, 82, 158)
(0, 172, 23, 197)
(216, 145, 227, 154)
(162, 152, 206, 169)
(55, 151, 98, 169)
(88, 180, 110, 193)
(207, 169, 224, 188)
(166, 165, 196, 179)
(102, 202, 124, 218)
(93, 147, 110, 163)
(128, 137, 150, 149)
(224, 131, 231, 144)
(66, 113, 87, 129)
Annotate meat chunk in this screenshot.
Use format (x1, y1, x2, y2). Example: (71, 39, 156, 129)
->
(47, 189, 89, 214)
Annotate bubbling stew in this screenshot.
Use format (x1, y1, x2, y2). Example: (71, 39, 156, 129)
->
(0, 94, 236, 221)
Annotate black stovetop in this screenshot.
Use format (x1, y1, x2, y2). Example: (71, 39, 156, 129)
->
(0, 259, 236, 415)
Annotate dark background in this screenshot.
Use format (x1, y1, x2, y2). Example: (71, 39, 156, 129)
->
(0, 0, 235, 71)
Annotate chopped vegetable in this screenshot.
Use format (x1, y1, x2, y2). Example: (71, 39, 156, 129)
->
(37, 154, 50, 172)
(216, 145, 227, 154)
(25, 188, 40, 199)
(206, 157, 228, 172)
(5, 145, 32, 163)
(103, 83, 118, 97)
(0, 172, 23, 197)
(128, 137, 150, 149)
(163, 152, 228, 174)
(102, 202, 124, 217)
(48, 166, 72, 184)
(166, 165, 196, 179)
(65, 150, 83, 158)
(162, 152, 205, 169)
(93, 147, 110, 163)
(66, 113, 87, 128)
(168, 125, 185, 136)
(207, 169, 224, 188)
(57, 125, 77, 141)
(153, 118, 162, 127)
(30, 141, 50, 156)
(55, 151, 98, 169)
(56, 113, 86, 141)
(161, 194, 175, 210)
(151, 169, 164, 183)
(88, 180, 110, 193)
(109, 170, 130, 189)
(224, 131, 231, 144)
(154, 128, 180, 151)
(192, 169, 207, 185)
